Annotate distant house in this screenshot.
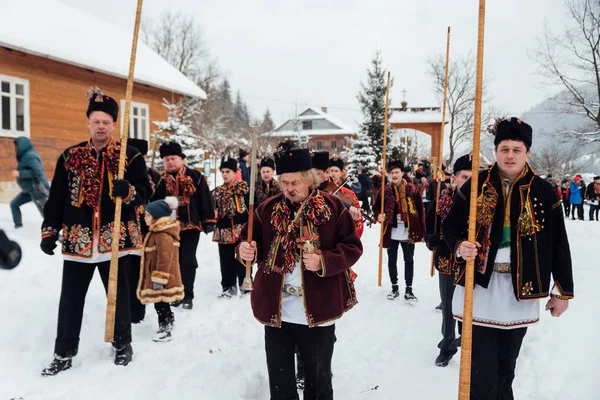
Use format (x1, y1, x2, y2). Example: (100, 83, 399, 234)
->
(0, 0, 206, 202)
(266, 107, 356, 155)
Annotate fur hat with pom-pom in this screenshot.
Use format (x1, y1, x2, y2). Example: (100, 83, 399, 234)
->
(163, 196, 179, 210)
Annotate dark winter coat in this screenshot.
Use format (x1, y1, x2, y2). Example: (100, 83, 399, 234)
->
(357, 172, 372, 199)
(137, 216, 184, 304)
(586, 182, 600, 201)
(153, 167, 215, 232)
(241, 191, 362, 327)
(14, 137, 49, 194)
(424, 187, 455, 274)
(239, 158, 250, 185)
(442, 163, 574, 300)
(42, 138, 151, 257)
(255, 179, 281, 207)
(373, 180, 426, 247)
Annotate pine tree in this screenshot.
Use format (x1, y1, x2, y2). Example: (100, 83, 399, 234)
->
(260, 108, 275, 133)
(151, 99, 204, 169)
(357, 50, 393, 162)
(347, 130, 377, 174)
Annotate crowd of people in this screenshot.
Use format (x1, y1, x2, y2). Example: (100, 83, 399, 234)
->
(6, 88, 580, 400)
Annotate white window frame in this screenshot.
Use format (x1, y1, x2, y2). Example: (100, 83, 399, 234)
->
(0, 74, 30, 138)
(120, 100, 150, 141)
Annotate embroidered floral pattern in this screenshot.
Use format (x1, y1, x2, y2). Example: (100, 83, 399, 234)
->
(436, 188, 454, 221)
(521, 281, 534, 296)
(41, 226, 58, 238)
(437, 256, 452, 274)
(63, 224, 93, 257)
(518, 195, 542, 236)
(474, 180, 499, 272)
(98, 222, 127, 253)
(164, 167, 196, 206)
(128, 220, 143, 248)
(213, 224, 244, 244)
(256, 180, 281, 205)
(214, 181, 248, 218)
(69, 175, 82, 207)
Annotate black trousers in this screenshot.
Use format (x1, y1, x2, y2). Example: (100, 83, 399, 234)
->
(571, 203, 584, 220)
(563, 201, 570, 217)
(265, 322, 335, 400)
(589, 204, 599, 221)
(218, 243, 246, 291)
(470, 325, 527, 400)
(180, 230, 201, 300)
(128, 254, 146, 323)
(359, 197, 371, 213)
(387, 240, 415, 287)
(437, 273, 458, 355)
(154, 302, 173, 326)
(54, 257, 132, 358)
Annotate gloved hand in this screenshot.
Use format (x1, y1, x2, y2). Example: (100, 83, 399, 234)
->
(112, 179, 131, 198)
(152, 282, 164, 290)
(426, 233, 441, 250)
(202, 222, 215, 234)
(40, 235, 58, 255)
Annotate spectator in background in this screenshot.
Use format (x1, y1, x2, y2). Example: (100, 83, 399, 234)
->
(561, 178, 571, 218)
(238, 149, 250, 185)
(569, 176, 584, 220)
(357, 167, 373, 213)
(10, 136, 50, 229)
(586, 176, 600, 221)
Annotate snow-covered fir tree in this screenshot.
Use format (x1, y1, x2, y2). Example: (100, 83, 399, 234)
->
(357, 50, 393, 162)
(347, 130, 377, 174)
(151, 98, 204, 169)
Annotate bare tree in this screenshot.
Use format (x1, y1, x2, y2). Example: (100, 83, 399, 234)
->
(534, 0, 600, 143)
(529, 142, 584, 177)
(427, 54, 493, 165)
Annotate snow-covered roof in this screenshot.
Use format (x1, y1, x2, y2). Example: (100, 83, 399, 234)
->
(0, 0, 207, 100)
(389, 107, 446, 124)
(267, 107, 356, 137)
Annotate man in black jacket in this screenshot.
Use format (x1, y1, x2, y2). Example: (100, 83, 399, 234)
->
(239, 148, 251, 185)
(153, 142, 215, 310)
(442, 117, 574, 400)
(586, 176, 600, 221)
(425, 154, 472, 367)
(356, 167, 373, 213)
(40, 88, 152, 376)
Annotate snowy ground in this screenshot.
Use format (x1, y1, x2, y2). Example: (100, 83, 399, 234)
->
(0, 202, 598, 400)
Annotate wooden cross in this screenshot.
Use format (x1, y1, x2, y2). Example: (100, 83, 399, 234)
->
(296, 225, 321, 254)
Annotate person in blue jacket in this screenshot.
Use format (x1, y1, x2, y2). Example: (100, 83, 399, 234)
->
(10, 136, 50, 228)
(569, 176, 583, 220)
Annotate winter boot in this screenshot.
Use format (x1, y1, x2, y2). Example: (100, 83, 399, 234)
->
(41, 357, 72, 376)
(181, 298, 193, 310)
(153, 321, 173, 342)
(435, 351, 454, 367)
(404, 286, 418, 302)
(218, 287, 236, 299)
(15, 223, 23, 229)
(387, 285, 400, 300)
(114, 344, 133, 366)
(453, 336, 462, 348)
(171, 300, 183, 307)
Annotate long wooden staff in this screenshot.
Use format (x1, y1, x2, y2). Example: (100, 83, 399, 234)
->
(105, 0, 144, 342)
(458, 2, 486, 399)
(430, 26, 451, 277)
(377, 71, 392, 287)
(241, 124, 260, 290)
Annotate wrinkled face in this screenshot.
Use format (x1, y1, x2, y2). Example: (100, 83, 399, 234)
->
(329, 166, 342, 182)
(221, 168, 235, 184)
(389, 168, 404, 184)
(452, 170, 473, 190)
(144, 211, 154, 227)
(261, 167, 274, 182)
(87, 111, 116, 147)
(280, 172, 311, 203)
(163, 155, 184, 173)
(494, 140, 530, 180)
(314, 169, 327, 184)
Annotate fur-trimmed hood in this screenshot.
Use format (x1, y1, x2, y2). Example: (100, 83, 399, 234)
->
(149, 217, 180, 240)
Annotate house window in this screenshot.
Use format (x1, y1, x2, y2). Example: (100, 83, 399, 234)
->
(0, 75, 30, 138)
(331, 140, 337, 150)
(302, 120, 313, 130)
(120, 100, 150, 141)
(316, 140, 323, 150)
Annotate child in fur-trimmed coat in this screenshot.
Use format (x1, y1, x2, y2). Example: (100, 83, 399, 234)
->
(137, 197, 183, 342)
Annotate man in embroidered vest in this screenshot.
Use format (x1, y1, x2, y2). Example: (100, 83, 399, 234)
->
(442, 117, 574, 400)
(255, 156, 281, 207)
(374, 159, 425, 301)
(238, 143, 362, 400)
(424, 154, 472, 367)
(213, 156, 249, 299)
(39, 88, 152, 376)
(152, 141, 215, 310)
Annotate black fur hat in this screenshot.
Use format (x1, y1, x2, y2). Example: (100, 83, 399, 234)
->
(312, 151, 330, 171)
(387, 159, 404, 171)
(329, 157, 344, 170)
(488, 117, 533, 149)
(452, 154, 473, 174)
(220, 156, 238, 172)
(128, 138, 148, 156)
(259, 157, 275, 170)
(85, 87, 119, 122)
(274, 141, 312, 174)
(159, 142, 186, 159)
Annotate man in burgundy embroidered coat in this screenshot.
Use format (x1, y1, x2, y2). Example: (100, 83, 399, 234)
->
(373, 159, 425, 301)
(238, 144, 362, 400)
(152, 141, 215, 310)
(424, 154, 472, 367)
(442, 117, 574, 400)
(40, 88, 152, 376)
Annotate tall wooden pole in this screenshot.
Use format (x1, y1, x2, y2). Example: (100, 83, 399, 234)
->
(241, 124, 260, 291)
(105, 0, 144, 342)
(458, 2, 486, 398)
(377, 71, 392, 287)
(430, 26, 451, 277)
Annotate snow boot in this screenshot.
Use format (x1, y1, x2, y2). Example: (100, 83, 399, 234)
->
(15, 223, 23, 229)
(387, 285, 400, 300)
(41, 357, 72, 376)
(454, 336, 462, 348)
(153, 322, 173, 342)
(181, 298, 193, 310)
(435, 352, 454, 367)
(218, 287, 236, 299)
(404, 286, 418, 302)
(114, 344, 133, 366)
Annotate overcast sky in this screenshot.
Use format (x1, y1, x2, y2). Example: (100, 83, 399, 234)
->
(62, 0, 568, 128)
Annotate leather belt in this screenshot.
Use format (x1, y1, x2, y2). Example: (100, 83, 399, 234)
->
(282, 284, 303, 297)
(493, 262, 511, 274)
